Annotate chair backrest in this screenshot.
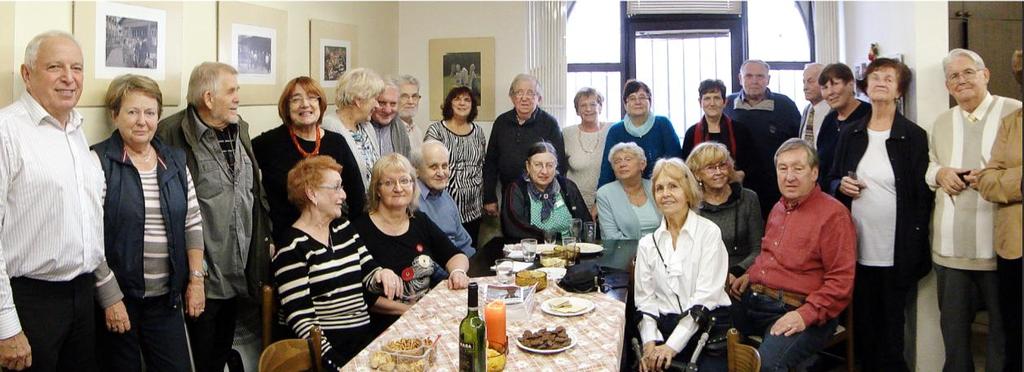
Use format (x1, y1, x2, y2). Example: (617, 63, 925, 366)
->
(262, 284, 277, 350)
(727, 328, 761, 372)
(257, 326, 324, 372)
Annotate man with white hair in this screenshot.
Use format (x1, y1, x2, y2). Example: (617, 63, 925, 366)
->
(798, 63, 830, 147)
(416, 140, 476, 257)
(157, 62, 272, 372)
(397, 75, 426, 156)
(724, 60, 802, 219)
(0, 30, 111, 372)
(927, 48, 1022, 372)
(370, 78, 412, 158)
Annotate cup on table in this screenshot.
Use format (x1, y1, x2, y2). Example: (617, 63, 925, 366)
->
(582, 222, 597, 243)
(521, 238, 537, 262)
(570, 218, 582, 239)
(495, 259, 514, 284)
(561, 237, 579, 266)
(543, 229, 558, 245)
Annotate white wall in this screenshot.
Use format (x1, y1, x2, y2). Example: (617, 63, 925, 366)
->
(397, 1, 528, 135)
(10, 1, 399, 143)
(841, 2, 949, 371)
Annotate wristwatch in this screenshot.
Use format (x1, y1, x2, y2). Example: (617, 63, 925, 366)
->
(190, 270, 207, 279)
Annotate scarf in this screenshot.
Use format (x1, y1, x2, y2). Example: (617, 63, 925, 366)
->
(526, 175, 561, 221)
(623, 113, 656, 137)
(692, 115, 738, 159)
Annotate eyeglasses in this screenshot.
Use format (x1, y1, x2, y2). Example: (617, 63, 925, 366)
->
(626, 94, 650, 103)
(529, 162, 557, 171)
(400, 93, 422, 101)
(946, 68, 979, 83)
(318, 183, 344, 192)
(513, 90, 538, 98)
(381, 177, 414, 189)
(703, 162, 728, 174)
(289, 95, 321, 106)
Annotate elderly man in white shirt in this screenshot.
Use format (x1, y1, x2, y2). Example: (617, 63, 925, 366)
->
(635, 158, 731, 372)
(0, 31, 113, 371)
(799, 63, 831, 147)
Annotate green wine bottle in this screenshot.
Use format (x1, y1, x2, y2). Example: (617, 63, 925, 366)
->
(459, 282, 486, 372)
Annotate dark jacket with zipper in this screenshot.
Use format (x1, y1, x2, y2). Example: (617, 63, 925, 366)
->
(828, 112, 933, 287)
(93, 133, 190, 307)
(501, 174, 593, 240)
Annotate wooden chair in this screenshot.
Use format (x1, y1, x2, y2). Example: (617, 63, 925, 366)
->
(262, 284, 278, 350)
(822, 303, 855, 372)
(257, 325, 324, 372)
(727, 328, 761, 372)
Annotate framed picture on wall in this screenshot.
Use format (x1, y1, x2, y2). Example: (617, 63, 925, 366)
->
(217, 2, 287, 105)
(429, 37, 495, 121)
(309, 19, 358, 104)
(72, 1, 183, 107)
(0, 2, 14, 107)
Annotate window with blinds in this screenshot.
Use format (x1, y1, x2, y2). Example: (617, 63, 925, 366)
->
(626, 0, 742, 16)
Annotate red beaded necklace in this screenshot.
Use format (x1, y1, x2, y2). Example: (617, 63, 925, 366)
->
(288, 125, 322, 158)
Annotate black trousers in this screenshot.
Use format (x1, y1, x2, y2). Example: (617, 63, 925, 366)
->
(10, 275, 97, 372)
(853, 264, 911, 372)
(999, 256, 1022, 372)
(463, 218, 482, 249)
(186, 297, 238, 372)
(98, 295, 191, 372)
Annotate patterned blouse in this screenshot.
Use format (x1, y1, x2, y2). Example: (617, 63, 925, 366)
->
(424, 121, 487, 223)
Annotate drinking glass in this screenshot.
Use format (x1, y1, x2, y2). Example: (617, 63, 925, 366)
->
(582, 222, 597, 243)
(560, 237, 579, 266)
(521, 238, 538, 262)
(543, 229, 558, 245)
(495, 259, 514, 284)
(570, 218, 583, 239)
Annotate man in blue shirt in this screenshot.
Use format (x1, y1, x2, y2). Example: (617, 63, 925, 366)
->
(416, 140, 476, 257)
(724, 60, 802, 219)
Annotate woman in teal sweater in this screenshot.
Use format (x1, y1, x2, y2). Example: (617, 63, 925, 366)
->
(598, 80, 682, 187)
(596, 142, 661, 239)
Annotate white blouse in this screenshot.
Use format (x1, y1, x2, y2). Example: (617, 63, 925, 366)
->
(634, 210, 731, 352)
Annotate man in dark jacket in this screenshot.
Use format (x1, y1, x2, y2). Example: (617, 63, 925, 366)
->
(156, 62, 272, 372)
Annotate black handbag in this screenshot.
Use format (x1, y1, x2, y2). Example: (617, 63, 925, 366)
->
(558, 262, 604, 293)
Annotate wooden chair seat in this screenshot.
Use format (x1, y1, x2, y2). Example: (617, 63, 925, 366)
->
(727, 328, 762, 372)
(258, 326, 324, 372)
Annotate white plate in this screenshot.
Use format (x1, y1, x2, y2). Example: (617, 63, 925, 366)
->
(575, 242, 603, 254)
(536, 244, 558, 254)
(535, 267, 566, 281)
(514, 330, 576, 354)
(540, 297, 595, 317)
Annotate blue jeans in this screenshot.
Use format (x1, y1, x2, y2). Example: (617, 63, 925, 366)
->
(735, 291, 838, 371)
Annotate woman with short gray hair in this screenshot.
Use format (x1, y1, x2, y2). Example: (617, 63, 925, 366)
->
(325, 68, 384, 190)
(564, 87, 610, 220)
(596, 142, 660, 239)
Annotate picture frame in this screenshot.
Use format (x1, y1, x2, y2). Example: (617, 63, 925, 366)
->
(309, 19, 358, 104)
(217, 2, 287, 106)
(72, 1, 183, 107)
(429, 37, 495, 121)
(0, 2, 14, 107)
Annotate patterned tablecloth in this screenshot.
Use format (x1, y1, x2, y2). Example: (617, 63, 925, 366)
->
(343, 276, 626, 371)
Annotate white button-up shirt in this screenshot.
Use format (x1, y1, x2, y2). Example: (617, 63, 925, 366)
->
(635, 210, 731, 352)
(0, 93, 105, 338)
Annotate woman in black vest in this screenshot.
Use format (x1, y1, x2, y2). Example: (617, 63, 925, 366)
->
(93, 74, 205, 372)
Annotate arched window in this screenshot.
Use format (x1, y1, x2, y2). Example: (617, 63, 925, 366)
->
(565, 1, 622, 124)
(746, 1, 815, 110)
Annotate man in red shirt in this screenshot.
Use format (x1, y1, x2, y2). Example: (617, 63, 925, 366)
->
(731, 138, 856, 371)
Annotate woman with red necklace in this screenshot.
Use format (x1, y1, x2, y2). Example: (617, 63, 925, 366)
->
(253, 76, 366, 246)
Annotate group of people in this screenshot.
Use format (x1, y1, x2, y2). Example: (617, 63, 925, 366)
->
(0, 28, 1019, 372)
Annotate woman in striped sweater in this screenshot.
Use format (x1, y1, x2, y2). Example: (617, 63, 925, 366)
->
(272, 156, 403, 369)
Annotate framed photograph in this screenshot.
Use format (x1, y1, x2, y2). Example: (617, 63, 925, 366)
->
(309, 19, 358, 103)
(429, 37, 495, 121)
(218, 2, 287, 105)
(73, 1, 183, 107)
(0, 2, 13, 107)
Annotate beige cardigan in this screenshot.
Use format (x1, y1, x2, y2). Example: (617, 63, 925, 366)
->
(978, 109, 1022, 260)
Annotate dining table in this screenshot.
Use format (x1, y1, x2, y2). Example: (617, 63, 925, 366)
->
(342, 238, 640, 371)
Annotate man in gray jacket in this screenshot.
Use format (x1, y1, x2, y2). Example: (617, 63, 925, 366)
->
(156, 62, 271, 372)
(370, 77, 412, 159)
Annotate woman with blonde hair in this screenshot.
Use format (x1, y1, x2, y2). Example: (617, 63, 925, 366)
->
(635, 158, 730, 372)
(324, 67, 385, 189)
(685, 142, 763, 296)
(353, 153, 470, 334)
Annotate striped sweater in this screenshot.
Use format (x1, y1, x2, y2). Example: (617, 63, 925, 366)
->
(272, 220, 382, 366)
(926, 94, 1022, 270)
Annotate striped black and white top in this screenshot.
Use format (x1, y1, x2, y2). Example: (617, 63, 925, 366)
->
(424, 121, 487, 223)
(272, 220, 382, 362)
(138, 167, 205, 297)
